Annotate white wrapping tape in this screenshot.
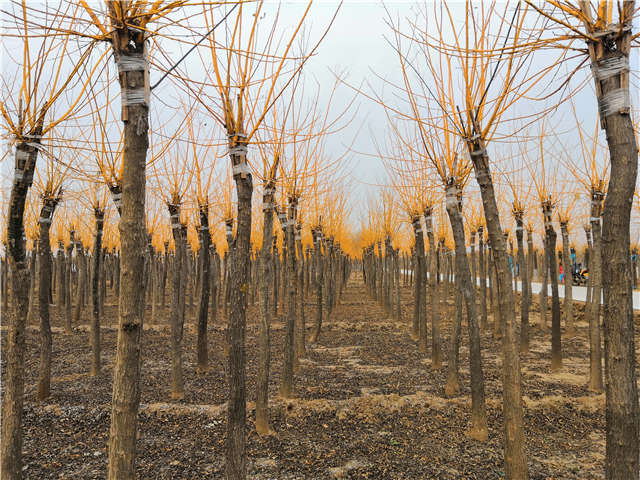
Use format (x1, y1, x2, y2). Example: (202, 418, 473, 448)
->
(229, 144, 247, 156)
(170, 212, 180, 229)
(593, 55, 629, 80)
(14, 168, 24, 181)
(15, 150, 29, 162)
(121, 88, 147, 106)
(598, 88, 630, 117)
(263, 187, 275, 196)
(232, 163, 250, 176)
(117, 54, 147, 73)
(470, 147, 486, 157)
(445, 184, 458, 209)
(262, 202, 273, 211)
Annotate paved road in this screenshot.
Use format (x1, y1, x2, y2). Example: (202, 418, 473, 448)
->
(516, 280, 640, 311)
(407, 271, 640, 311)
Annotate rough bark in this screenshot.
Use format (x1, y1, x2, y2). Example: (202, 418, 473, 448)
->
(295, 226, 306, 360)
(394, 247, 401, 320)
(310, 230, 324, 343)
(72, 241, 86, 326)
(596, 34, 640, 477)
(515, 217, 529, 354)
(2, 133, 41, 479)
(425, 213, 441, 368)
(543, 210, 562, 372)
(168, 204, 185, 400)
(196, 206, 211, 373)
(467, 139, 528, 479)
(280, 199, 297, 399)
(256, 185, 274, 435)
(36, 198, 58, 401)
(445, 269, 462, 397)
(412, 219, 427, 352)
(91, 210, 104, 377)
(539, 243, 548, 329)
(107, 33, 149, 480)
(478, 228, 488, 330)
(26, 249, 37, 325)
(226, 135, 252, 480)
(445, 184, 488, 440)
(64, 237, 74, 333)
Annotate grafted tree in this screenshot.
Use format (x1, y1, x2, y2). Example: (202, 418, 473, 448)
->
(563, 111, 610, 393)
(385, 1, 563, 475)
(0, 3, 96, 475)
(529, 130, 563, 372)
(182, 3, 339, 477)
(525, 2, 639, 476)
(74, 2, 190, 477)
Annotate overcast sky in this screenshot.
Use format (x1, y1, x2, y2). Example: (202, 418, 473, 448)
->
(1, 1, 638, 247)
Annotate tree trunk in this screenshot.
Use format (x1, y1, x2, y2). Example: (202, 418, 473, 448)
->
(516, 218, 530, 354)
(446, 186, 488, 441)
(272, 240, 279, 319)
(310, 231, 324, 343)
(91, 210, 104, 376)
(2, 133, 41, 478)
(467, 140, 528, 479)
(445, 268, 462, 397)
(64, 238, 74, 333)
(26, 249, 37, 325)
(196, 207, 211, 373)
(256, 186, 274, 435)
(280, 201, 297, 399)
(425, 214, 441, 368)
(226, 136, 252, 480)
(107, 36, 149, 480)
(2, 255, 9, 316)
(73, 241, 86, 326)
(168, 205, 185, 400)
(57, 244, 66, 309)
(412, 240, 420, 339)
(36, 199, 58, 401)
(543, 215, 562, 372)
(394, 247, 401, 320)
(478, 229, 488, 330)
(593, 33, 640, 478)
(540, 244, 548, 329)
(588, 199, 604, 392)
(413, 219, 427, 351)
(295, 228, 306, 360)
(524, 229, 534, 349)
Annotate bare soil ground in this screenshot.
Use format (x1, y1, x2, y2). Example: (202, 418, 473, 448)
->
(2, 273, 636, 479)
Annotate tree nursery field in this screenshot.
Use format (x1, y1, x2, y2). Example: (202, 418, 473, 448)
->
(1, 1, 639, 479)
